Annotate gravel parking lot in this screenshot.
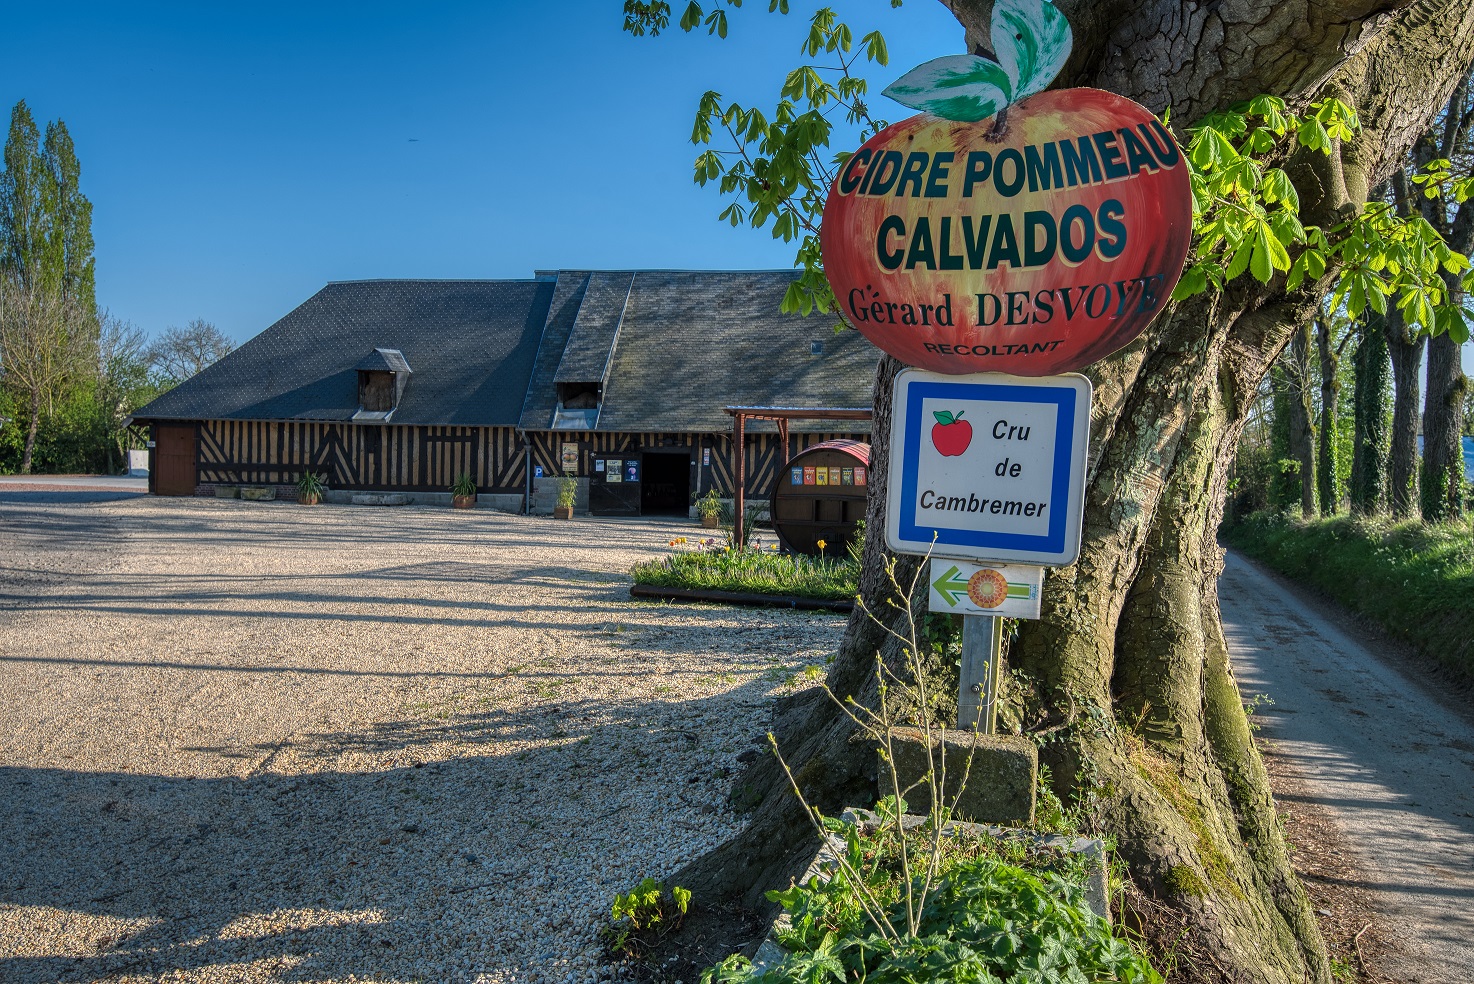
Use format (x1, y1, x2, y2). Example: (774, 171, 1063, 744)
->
(0, 496, 846, 983)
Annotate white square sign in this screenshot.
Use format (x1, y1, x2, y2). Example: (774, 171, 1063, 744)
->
(929, 560, 1044, 619)
(885, 369, 1091, 566)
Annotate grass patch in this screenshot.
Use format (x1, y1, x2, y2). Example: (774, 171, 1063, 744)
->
(1222, 510, 1474, 689)
(631, 545, 858, 602)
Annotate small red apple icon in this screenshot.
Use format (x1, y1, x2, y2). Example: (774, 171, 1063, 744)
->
(932, 410, 972, 456)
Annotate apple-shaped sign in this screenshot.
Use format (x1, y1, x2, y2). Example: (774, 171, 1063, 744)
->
(931, 410, 972, 456)
(821, 0, 1193, 376)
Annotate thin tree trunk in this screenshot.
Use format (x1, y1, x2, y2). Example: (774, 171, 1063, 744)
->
(1421, 332, 1466, 519)
(1386, 306, 1424, 517)
(1316, 317, 1342, 515)
(1287, 324, 1318, 516)
(21, 392, 40, 474)
(1350, 312, 1390, 514)
(1419, 202, 1473, 520)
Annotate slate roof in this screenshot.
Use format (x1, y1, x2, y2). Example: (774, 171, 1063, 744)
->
(132, 271, 879, 434)
(356, 348, 412, 374)
(132, 280, 554, 426)
(521, 270, 879, 433)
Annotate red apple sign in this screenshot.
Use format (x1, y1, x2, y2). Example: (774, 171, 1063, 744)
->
(932, 410, 972, 456)
(821, 0, 1193, 376)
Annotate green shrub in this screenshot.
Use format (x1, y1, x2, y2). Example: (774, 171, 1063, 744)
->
(604, 877, 691, 957)
(449, 472, 476, 497)
(1223, 510, 1474, 688)
(632, 543, 858, 601)
(702, 820, 1160, 984)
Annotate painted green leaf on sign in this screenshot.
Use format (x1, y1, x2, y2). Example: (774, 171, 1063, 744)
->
(883, 0, 1071, 121)
(992, 0, 1072, 103)
(882, 54, 1012, 122)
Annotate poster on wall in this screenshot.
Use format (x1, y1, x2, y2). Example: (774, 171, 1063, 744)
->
(607, 460, 622, 483)
(561, 444, 579, 474)
(625, 461, 639, 483)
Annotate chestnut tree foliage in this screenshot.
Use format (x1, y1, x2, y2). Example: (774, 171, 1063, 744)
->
(626, 1, 1474, 980)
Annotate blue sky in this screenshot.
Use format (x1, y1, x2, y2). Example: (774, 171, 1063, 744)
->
(1, 1, 960, 345)
(4, 2, 1470, 375)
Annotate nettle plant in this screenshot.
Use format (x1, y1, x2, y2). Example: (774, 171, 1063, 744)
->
(643, 1, 1472, 337)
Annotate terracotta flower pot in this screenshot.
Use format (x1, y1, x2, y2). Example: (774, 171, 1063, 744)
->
(553, 505, 574, 520)
(299, 493, 321, 506)
(452, 494, 476, 509)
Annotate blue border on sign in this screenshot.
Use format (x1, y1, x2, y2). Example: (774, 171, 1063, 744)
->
(897, 380, 1076, 554)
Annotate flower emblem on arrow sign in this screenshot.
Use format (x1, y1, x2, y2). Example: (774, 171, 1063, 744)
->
(967, 569, 1010, 608)
(931, 410, 972, 456)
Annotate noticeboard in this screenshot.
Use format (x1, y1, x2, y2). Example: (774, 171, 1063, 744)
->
(885, 369, 1090, 566)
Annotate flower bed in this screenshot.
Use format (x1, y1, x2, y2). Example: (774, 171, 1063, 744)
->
(630, 537, 859, 602)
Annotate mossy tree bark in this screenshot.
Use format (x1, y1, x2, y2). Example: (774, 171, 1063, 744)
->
(672, 1, 1474, 980)
(1349, 312, 1390, 514)
(1285, 323, 1319, 515)
(1315, 315, 1343, 515)
(1415, 77, 1473, 520)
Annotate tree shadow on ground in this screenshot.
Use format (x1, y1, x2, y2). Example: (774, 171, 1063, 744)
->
(0, 676, 802, 984)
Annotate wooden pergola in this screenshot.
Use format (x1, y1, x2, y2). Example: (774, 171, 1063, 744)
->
(723, 405, 874, 547)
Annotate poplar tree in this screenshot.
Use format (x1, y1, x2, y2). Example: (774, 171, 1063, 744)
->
(0, 100, 98, 472)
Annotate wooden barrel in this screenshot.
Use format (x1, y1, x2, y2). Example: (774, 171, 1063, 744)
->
(769, 440, 871, 557)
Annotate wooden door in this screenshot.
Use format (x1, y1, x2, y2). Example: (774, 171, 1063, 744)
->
(154, 424, 197, 496)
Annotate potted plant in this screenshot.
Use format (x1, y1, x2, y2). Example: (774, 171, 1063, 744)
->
(296, 471, 326, 506)
(450, 472, 477, 509)
(553, 474, 577, 519)
(695, 488, 722, 528)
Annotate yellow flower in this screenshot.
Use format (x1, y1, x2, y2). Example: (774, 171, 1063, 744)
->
(816, 539, 827, 551)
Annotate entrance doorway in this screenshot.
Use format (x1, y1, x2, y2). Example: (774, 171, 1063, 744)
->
(154, 424, 197, 496)
(640, 452, 690, 515)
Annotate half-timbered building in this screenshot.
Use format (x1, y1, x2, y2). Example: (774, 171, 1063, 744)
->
(131, 270, 878, 515)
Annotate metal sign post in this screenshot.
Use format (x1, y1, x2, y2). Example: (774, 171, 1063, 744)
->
(930, 560, 1044, 733)
(957, 614, 1005, 733)
(883, 370, 1089, 734)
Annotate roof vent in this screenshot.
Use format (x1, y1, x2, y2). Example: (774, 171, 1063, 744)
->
(353, 348, 412, 422)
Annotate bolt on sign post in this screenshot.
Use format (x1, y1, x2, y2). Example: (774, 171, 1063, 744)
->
(821, 0, 1192, 731)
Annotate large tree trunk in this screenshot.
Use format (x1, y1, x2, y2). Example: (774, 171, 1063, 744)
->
(1349, 312, 1390, 514)
(1286, 324, 1318, 516)
(673, 1, 1474, 980)
(1316, 317, 1342, 515)
(1386, 305, 1425, 518)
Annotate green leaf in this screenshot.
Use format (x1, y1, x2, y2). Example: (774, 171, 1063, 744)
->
(1260, 168, 1299, 211)
(1296, 118, 1330, 153)
(678, 1, 703, 32)
(882, 54, 1012, 121)
(1171, 264, 1209, 300)
(932, 410, 956, 425)
(991, 0, 1073, 102)
(860, 29, 888, 65)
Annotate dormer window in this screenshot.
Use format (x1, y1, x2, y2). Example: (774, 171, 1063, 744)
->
(353, 348, 412, 422)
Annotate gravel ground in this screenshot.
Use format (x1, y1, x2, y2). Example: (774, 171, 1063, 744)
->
(0, 496, 847, 983)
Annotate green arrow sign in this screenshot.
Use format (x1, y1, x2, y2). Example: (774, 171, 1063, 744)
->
(933, 565, 971, 607)
(932, 564, 1038, 608)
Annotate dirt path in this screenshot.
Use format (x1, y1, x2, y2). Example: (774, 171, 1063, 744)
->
(1221, 550, 1474, 983)
(0, 497, 847, 983)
